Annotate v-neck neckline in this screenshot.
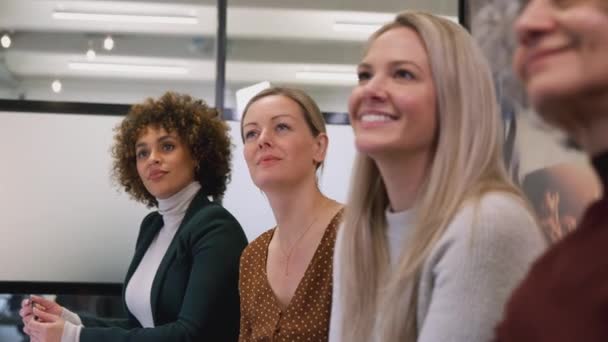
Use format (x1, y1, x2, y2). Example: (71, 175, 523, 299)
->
(262, 211, 340, 313)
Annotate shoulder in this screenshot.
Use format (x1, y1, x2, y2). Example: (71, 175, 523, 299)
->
(449, 191, 539, 239)
(240, 229, 273, 264)
(433, 191, 547, 264)
(184, 201, 242, 234)
(135, 211, 162, 244)
(180, 201, 248, 251)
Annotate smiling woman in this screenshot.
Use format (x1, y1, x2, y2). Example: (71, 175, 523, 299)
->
(330, 11, 547, 342)
(495, 1, 608, 341)
(19, 91, 248, 342)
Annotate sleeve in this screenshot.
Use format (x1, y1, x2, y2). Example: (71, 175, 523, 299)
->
(416, 195, 547, 342)
(61, 308, 83, 326)
(328, 226, 345, 342)
(79, 208, 247, 342)
(62, 321, 82, 342)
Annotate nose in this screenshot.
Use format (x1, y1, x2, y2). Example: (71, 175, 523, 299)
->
(148, 149, 161, 165)
(360, 74, 388, 103)
(514, 0, 556, 48)
(257, 128, 272, 149)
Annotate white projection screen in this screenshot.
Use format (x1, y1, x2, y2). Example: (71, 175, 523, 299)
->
(0, 111, 356, 284)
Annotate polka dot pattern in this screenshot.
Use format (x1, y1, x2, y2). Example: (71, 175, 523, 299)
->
(238, 210, 343, 342)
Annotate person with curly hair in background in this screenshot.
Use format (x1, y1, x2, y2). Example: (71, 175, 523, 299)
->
(19, 91, 248, 342)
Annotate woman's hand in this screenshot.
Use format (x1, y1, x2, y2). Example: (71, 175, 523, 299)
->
(20, 295, 64, 336)
(26, 307, 65, 342)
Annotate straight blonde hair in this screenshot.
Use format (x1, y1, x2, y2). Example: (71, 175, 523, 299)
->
(339, 11, 531, 342)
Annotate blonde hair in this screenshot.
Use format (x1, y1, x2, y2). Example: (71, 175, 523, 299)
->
(240, 86, 327, 169)
(339, 11, 529, 341)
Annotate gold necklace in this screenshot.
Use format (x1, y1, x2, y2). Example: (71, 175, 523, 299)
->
(276, 215, 319, 276)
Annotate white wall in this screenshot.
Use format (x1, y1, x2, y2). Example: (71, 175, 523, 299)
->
(0, 111, 356, 283)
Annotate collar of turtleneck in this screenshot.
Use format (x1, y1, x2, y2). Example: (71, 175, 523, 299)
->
(157, 181, 201, 228)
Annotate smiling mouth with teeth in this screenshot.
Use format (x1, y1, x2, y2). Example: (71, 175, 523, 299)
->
(360, 113, 396, 123)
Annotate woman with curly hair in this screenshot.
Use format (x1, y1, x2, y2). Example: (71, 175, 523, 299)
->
(20, 91, 248, 342)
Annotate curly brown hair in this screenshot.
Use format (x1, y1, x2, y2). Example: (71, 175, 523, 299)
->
(112, 91, 232, 207)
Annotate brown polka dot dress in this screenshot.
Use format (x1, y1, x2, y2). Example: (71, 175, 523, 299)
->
(238, 210, 343, 342)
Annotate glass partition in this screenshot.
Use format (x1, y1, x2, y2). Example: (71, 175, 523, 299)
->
(224, 0, 458, 116)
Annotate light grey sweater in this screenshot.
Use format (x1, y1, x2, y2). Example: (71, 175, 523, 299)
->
(329, 192, 547, 342)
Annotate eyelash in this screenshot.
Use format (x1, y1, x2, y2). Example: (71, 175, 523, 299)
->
(135, 142, 175, 160)
(243, 123, 291, 141)
(356, 69, 416, 83)
(395, 69, 415, 80)
(357, 71, 372, 82)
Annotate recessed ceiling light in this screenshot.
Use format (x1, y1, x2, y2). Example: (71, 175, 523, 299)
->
(1, 33, 11, 48)
(103, 36, 114, 51)
(86, 48, 96, 60)
(52, 80, 62, 93)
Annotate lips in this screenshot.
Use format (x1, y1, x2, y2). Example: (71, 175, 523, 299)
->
(148, 169, 168, 181)
(523, 43, 573, 77)
(257, 155, 281, 165)
(356, 111, 398, 127)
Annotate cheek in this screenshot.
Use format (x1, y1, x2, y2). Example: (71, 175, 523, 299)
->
(243, 145, 256, 168)
(513, 48, 526, 81)
(136, 162, 146, 180)
(348, 88, 363, 121)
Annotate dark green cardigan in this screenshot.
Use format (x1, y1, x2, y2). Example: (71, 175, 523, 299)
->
(79, 190, 248, 342)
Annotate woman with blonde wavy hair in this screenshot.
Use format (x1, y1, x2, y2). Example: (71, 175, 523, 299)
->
(328, 11, 547, 342)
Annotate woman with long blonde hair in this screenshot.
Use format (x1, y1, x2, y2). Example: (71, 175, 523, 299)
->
(329, 11, 547, 342)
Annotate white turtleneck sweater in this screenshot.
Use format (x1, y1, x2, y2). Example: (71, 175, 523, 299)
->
(61, 181, 201, 342)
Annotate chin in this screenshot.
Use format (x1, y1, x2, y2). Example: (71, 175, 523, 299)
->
(354, 135, 396, 156)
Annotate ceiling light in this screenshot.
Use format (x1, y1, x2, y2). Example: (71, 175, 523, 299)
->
(295, 70, 357, 83)
(333, 15, 459, 34)
(86, 48, 96, 60)
(103, 36, 114, 51)
(52, 80, 62, 93)
(1, 33, 11, 48)
(52, 11, 199, 25)
(68, 62, 189, 75)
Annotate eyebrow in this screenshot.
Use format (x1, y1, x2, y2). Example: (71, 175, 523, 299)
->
(358, 60, 424, 74)
(135, 135, 175, 149)
(243, 114, 294, 128)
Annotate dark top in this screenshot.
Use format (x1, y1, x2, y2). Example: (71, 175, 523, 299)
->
(238, 210, 343, 342)
(79, 190, 248, 342)
(495, 152, 608, 342)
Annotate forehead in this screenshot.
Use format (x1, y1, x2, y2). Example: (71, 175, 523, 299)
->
(243, 95, 304, 123)
(136, 125, 174, 143)
(364, 27, 429, 67)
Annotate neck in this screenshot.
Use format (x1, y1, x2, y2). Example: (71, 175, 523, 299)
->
(373, 150, 431, 212)
(265, 179, 328, 241)
(574, 115, 608, 157)
(157, 181, 200, 218)
(553, 91, 608, 157)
